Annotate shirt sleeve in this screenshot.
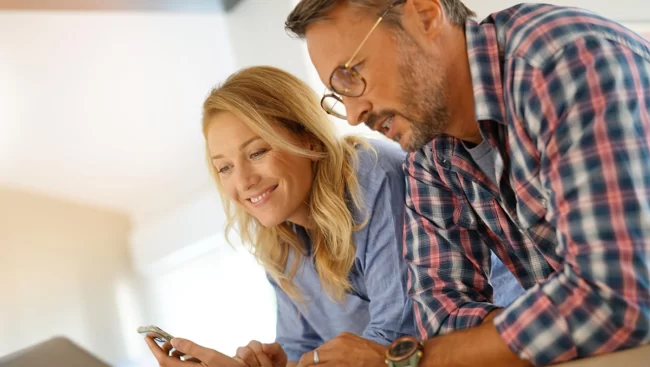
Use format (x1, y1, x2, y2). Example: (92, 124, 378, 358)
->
(404, 149, 501, 339)
(494, 37, 650, 365)
(359, 162, 417, 344)
(268, 276, 322, 362)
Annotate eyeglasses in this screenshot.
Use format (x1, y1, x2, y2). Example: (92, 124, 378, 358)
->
(321, 0, 406, 120)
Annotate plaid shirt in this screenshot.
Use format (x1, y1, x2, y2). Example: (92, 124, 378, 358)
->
(404, 4, 650, 365)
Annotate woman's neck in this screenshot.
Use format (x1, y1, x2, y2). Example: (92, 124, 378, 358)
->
(287, 203, 312, 229)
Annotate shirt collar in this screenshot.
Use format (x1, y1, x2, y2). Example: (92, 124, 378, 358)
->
(465, 19, 508, 126)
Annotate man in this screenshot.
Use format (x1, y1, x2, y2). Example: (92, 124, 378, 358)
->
(285, 0, 650, 366)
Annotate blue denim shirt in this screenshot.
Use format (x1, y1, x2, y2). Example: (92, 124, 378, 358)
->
(271, 139, 524, 361)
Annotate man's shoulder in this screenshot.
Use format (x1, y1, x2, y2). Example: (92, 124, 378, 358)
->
(486, 3, 649, 68)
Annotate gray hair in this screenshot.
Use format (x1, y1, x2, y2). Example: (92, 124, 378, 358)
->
(285, 0, 475, 38)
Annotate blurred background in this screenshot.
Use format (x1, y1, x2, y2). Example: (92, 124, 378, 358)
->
(0, 0, 647, 365)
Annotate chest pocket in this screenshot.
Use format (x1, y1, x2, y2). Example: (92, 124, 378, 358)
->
(449, 180, 508, 240)
(512, 175, 562, 267)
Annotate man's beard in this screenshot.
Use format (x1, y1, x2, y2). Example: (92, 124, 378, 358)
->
(396, 31, 451, 152)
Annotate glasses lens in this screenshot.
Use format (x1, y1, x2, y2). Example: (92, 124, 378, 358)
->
(321, 95, 347, 119)
(331, 67, 365, 97)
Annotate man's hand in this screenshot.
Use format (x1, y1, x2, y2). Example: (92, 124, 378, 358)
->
(233, 340, 288, 367)
(419, 318, 533, 367)
(144, 336, 244, 367)
(296, 333, 385, 367)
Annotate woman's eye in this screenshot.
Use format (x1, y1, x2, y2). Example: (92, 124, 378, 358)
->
(250, 149, 269, 159)
(218, 166, 231, 174)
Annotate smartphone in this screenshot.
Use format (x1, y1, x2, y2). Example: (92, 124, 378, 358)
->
(137, 325, 199, 362)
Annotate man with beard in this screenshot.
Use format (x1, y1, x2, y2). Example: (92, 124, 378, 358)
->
(283, 0, 650, 366)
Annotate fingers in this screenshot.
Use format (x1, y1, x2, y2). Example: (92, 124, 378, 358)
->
(161, 341, 174, 355)
(171, 338, 234, 365)
(233, 356, 248, 365)
(296, 351, 310, 367)
(248, 341, 274, 367)
(236, 345, 261, 367)
(144, 337, 187, 367)
(297, 349, 340, 367)
(236, 343, 260, 367)
(157, 340, 185, 360)
(261, 343, 284, 358)
(235, 340, 282, 367)
(262, 343, 288, 366)
(296, 349, 322, 367)
(170, 338, 210, 362)
(144, 336, 168, 360)
(170, 350, 184, 359)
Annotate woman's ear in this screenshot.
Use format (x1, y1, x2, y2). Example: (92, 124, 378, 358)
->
(303, 135, 321, 152)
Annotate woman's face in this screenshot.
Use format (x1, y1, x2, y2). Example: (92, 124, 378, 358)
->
(206, 112, 314, 228)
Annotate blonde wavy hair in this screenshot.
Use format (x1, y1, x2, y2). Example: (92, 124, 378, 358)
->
(202, 66, 371, 301)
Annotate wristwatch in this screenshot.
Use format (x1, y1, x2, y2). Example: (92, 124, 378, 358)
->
(385, 336, 423, 367)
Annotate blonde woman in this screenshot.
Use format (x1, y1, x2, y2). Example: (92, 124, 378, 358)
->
(145, 65, 415, 367)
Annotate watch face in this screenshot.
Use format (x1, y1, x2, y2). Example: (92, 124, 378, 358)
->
(389, 339, 416, 358)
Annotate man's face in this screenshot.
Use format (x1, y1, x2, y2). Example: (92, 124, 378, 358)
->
(305, 2, 451, 152)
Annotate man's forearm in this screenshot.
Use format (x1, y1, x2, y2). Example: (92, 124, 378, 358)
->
(419, 310, 532, 367)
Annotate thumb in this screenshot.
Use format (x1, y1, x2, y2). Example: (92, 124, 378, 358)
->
(170, 338, 212, 361)
(170, 337, 189, 351)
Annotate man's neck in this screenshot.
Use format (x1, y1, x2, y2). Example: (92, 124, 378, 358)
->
(444, 24, 482, 144)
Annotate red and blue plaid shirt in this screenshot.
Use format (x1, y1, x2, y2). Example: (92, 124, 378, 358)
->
(404, 4, 650, 365)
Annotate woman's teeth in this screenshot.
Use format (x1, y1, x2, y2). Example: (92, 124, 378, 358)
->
(250, 191, 269, 203)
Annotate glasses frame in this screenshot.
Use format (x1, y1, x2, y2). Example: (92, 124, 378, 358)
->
(321, 0, 406, 119)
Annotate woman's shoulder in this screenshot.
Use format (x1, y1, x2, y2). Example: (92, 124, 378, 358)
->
(353, 138, 407, 185)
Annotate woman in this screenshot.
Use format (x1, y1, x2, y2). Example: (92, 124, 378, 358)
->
(145, 65, 416, 367)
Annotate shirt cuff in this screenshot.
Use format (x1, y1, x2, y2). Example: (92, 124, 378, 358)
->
(419, 300, 500, 338)
(494, 284, 577, 366)
(444, 301, 501, 333)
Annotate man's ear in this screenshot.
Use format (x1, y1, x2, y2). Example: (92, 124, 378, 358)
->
(405, 0, 446, 39)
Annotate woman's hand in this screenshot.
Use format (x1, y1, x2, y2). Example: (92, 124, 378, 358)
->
(234, 340, 288, 367)
(144, 336, 244, 367)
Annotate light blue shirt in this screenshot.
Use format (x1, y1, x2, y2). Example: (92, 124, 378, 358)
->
(271, 139, 523, 361)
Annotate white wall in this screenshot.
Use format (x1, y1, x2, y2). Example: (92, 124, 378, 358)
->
(226, 0, 312, 83)
(0, 187, 138, 365)
(0, 10, 236, 221)
(129, 187, 226, 270)
(464, 0, 648, 21)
